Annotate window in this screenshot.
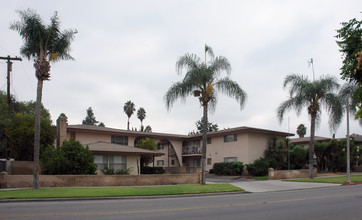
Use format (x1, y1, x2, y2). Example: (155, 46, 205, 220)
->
(224, 134, 237, 142)
(193, 159, 201, 167)
(157, 160, 164, 166)
(110, 155, 126, 170)
(171, 159, 175, 165)
(94, 155, 107, 170)
(158, 144, 164, 150)
(207, 138, 211, 144)
(94, 155, 126, 170)
(224, 157, 237, 162)
(111, 135, 128, 145)
(207, 158, 212, 165)
(70, 132, 76, 140)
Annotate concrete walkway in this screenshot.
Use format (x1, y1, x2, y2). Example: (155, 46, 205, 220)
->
(206, 176, 340, 193)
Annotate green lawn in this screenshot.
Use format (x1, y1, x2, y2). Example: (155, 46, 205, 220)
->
(0, 184, 243, 200)
(253, 176, 269, 180)
(284, 175, 362, 184)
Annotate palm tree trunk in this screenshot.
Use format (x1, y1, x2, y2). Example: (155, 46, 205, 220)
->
(201, 103, 208, 185)
(127, 118, 130, 130)
(33, 78, 43, 189)
(309, 114, 316, 179)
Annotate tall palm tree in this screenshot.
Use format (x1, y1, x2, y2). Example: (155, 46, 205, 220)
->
(277, 74, 343, 179)
(164, 44, 247, 185)
(123, 101, 135, 130)
(10, 9, 76, 189)
(137, 107, 146, 131)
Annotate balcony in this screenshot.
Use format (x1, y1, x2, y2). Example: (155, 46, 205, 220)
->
(182, 146, 201, 155)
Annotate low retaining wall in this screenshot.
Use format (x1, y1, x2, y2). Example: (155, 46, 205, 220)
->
(0, 172, 201, 188)
(354, 166, 362, 172)
(165, 167, 201, 174)
(268, 168, 317, 180)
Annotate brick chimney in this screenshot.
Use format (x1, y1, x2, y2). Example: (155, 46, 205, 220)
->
(56, 115, 68, 147)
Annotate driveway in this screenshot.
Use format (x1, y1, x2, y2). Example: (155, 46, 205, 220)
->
(206, 175, 340, 192)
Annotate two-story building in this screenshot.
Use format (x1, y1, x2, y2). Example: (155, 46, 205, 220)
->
(56, 116, 293, 174)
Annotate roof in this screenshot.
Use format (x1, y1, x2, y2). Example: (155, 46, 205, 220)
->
(68, 125, 187, 140)
(86, 141, 164, 156)
(68, 125, 294, 140)
(290, 136, 331, 144)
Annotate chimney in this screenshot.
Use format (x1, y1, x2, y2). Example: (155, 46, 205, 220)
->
(56, 115, 68, 147)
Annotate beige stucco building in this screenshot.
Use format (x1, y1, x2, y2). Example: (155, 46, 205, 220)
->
(56, 116, 293, 175)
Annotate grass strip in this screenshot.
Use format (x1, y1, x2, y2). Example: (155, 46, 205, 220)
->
(0, 184, 243, 200)
(284, 175, 362, 184)
(253, 176, 269, 180)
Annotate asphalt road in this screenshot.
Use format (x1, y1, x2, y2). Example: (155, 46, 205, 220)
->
(1, 185, 361, 220)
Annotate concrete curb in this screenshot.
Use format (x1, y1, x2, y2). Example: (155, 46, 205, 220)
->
(0, 190, 248, 203)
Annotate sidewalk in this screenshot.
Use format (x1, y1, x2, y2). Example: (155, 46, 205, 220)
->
(226, 180, 340, 193)
(206, 175, 341, 193)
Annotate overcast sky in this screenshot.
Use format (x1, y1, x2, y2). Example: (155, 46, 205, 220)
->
(1, 0, 361, 138)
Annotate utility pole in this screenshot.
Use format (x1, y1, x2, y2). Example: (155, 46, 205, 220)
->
(0, 56, 22, 107)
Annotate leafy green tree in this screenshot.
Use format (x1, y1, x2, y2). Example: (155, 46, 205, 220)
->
(0, 91, 55, 160)
(123, 101, 135, 130)
(10, 9, 76, 189)
(339, 82, 362, 126)
(164, 44, 247, 184)
(40, 139, 97, 175)
(137, 107, 146, 131)
(265, 136, 288, 170)
(7, 113, 55, 161)
(82, 107, 99, 125)
(136, 137, 157, 169)
(189, 117, 219, 135)
(144, 125, 152, 132)
(277, 74, 343, 178)
(296, 124, 307, 138)
(98, 122, 105, 127)
(290, 145, 307, 169)
(336, 16, 362, 118)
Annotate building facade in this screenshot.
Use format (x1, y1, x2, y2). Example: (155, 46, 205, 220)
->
(56, 116, 293, 174)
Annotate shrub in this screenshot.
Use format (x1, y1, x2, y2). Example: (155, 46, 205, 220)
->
(246, 157, 270, 176)
(212, 162, 244, 176)
(101, 168, 130, 175)
(141, 166, 165, 174)
(290, 145, 307, 169)
(40, 139, 97, 175)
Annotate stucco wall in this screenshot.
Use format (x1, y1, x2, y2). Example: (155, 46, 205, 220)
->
(126, 155, 140, 175)
(0, 173, 201, 188)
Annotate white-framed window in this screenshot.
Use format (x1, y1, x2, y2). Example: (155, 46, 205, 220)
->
(224, 134, 237, 142)
(94, 155, 107, 170)
(111, 135, 128, 145)
(157, 160, 164, 166)
(224, 157, 237, 162)
(159, 144, 164, 150)
(95, 155, 126, 170)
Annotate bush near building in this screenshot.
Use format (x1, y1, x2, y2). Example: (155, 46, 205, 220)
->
(212, 162, 244, 176)
(246, 157, 269, 176)
(40, 139, 97, 175)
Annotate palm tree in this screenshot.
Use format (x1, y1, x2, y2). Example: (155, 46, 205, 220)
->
(164, 44, 247, 184)
(123, 101, 135, 130)
(296, 124, 307, 138)
(277, 74, 343, 179)
(137, 107, 146, 131)
(10, 9, 76, 189)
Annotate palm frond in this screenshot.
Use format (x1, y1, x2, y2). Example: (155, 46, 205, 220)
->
(215, 77, 247, 109)
(176, 54, 200, 75)
(209, 56, 231, 77)
(164, 81, 195, 110)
